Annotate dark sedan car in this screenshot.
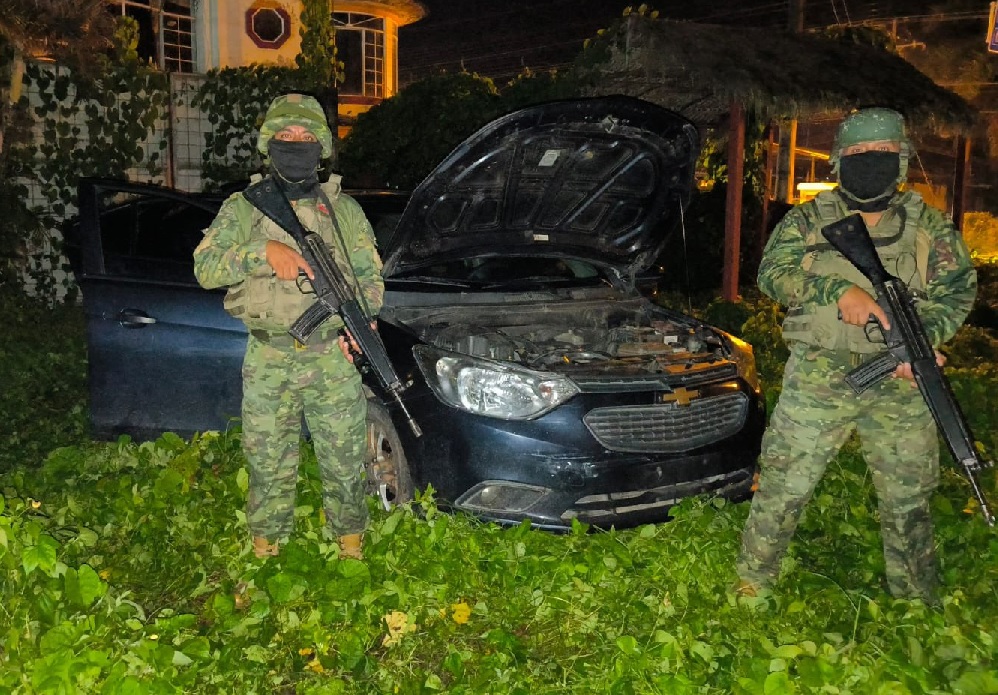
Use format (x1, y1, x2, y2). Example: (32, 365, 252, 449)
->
(64, 96, 765, 530)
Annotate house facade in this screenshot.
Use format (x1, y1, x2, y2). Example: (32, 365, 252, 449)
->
(12, 1, 426, 298)
(105, 0, 426, 137)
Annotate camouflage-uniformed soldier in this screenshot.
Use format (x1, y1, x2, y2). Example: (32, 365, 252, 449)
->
(193, 93, 384, 560)
(735, 107, 977, 602)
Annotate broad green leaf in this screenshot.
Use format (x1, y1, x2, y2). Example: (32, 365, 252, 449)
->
(39, 620, 84, 654)
(236, 467, 249, 493)
(154, 468, 184, 496)
(690, 640, 714, 664)
(907, 635, 924, 668)
(764, 671, 793, 695)
(266, 573, 305, 604)
(72, 564, 106, 607)
(293, 504, 314, 518)
(771, 645, 803, 659)
(379, 509, 403, 536)
(787, 600, 807, 614)
(952, 669, 998, 694)
(867, 600, 882, 621)
(179, 637, 211, 661)
(616, 636, 640, 656)
(75, 527, 99, 548)
(22, 535, 58, 575)
(243, 645, 270, 663)
(796, 658, 825, 688)
(653, 630, 675, 644)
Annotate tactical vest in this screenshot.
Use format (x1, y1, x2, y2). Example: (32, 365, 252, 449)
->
(781, 189, 931, 353)
(222, 177, 349, 334)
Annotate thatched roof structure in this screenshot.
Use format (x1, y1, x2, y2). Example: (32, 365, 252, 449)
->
(573, 14, 976, 134)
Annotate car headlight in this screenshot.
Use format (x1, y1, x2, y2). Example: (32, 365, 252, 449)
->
(724, 333, 761, 393)
(414, 345, 579, 419)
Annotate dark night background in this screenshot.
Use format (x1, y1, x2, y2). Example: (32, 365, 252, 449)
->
(398, 0, 975, 84)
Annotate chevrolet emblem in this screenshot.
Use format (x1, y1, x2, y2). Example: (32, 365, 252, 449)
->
(660, 387, 699, 406)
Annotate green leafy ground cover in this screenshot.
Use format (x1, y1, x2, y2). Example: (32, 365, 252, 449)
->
(2, 286, 998, 694)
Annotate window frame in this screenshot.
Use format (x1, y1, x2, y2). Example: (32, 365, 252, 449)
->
(106, 0, 196, 73)
(333, 12, 386, 99)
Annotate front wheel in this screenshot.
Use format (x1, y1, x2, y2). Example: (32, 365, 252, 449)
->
(365, 399, 414, 510)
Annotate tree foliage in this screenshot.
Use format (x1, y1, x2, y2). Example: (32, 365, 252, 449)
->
(0, 0, 114, 72)
(338, 70, 578, 190)
(295, 0, 340, 87)
(296, 0, 341, 149)
(338, 72, 504, 190)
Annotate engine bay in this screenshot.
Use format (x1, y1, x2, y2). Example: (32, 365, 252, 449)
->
(385, 300, 733, 375)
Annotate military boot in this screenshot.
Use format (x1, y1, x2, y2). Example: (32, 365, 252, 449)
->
(733, 580, 759, 598)
(338, 533, 364, 560)
(252, 536, 280, 558)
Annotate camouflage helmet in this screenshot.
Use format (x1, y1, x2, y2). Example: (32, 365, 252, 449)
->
(256, 93, 334, 159)
(830, 107, 912, 182)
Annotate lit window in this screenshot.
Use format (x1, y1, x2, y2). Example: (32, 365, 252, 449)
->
(106, 0, 196, 73)
(334, 13, 385, 98)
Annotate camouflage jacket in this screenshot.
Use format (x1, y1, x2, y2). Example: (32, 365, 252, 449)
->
(193, 174, 384, 335)
(758, 190, 977, 349)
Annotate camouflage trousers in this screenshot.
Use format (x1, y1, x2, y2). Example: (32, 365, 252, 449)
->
(737, 343, 940, 601)
(241, 333, 369, 542)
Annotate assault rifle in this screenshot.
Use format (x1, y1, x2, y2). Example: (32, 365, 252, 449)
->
(821, 213, 993, 526)
(244, 179, 422, 437)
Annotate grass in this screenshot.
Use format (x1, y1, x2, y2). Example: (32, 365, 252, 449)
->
(1, 287, 997, 694)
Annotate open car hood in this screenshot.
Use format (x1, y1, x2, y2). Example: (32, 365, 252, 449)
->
(381, 96, 700, 280)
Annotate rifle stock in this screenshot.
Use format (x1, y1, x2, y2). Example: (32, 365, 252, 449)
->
(244, 180, 422, 438)
(821, 213, 993, 526)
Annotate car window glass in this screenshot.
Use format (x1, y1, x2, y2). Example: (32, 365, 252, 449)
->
(353, 195, 407, 249)
(99, 191, 216, 284)
(369, 212, 402, 249)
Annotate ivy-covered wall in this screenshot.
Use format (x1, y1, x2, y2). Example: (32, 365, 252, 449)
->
(189, 65, 312, 189)
(7, 57, 172, 301)
(5, 58, 309, 303)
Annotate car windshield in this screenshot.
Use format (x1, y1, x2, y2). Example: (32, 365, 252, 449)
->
(393, 256, 608, 288)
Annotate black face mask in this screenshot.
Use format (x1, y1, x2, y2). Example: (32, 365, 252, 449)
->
(268, 140, 322, 196)
(838, 151, 901, 210)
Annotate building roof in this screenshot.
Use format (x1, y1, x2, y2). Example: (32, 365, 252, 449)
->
(348, 0, 428, 26)
(572, 14, 977, 134)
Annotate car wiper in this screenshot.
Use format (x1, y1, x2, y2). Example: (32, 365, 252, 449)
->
(479, 276, 599, 290)
(387, 275, 479, 288)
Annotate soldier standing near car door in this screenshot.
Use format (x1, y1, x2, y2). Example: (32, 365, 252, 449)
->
(193, 93, 384, 561)
(735, 107, 977, 603)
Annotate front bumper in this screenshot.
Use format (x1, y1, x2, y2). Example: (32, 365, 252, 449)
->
(401, 383, 766, 530)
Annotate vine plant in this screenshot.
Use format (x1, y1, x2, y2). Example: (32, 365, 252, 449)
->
(189, 65, 309, 189)
(3, 18, 170, 301)
(192, 0, 344, 189)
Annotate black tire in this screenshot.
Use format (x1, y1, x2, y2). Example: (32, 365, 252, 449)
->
(365, 399, 414, 509)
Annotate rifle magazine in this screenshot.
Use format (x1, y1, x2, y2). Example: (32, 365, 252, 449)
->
(844, 351, 900, 393)
(290, 301, 334, 344)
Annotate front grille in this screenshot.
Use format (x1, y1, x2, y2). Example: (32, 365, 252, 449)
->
(583, 391, 749, 453)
